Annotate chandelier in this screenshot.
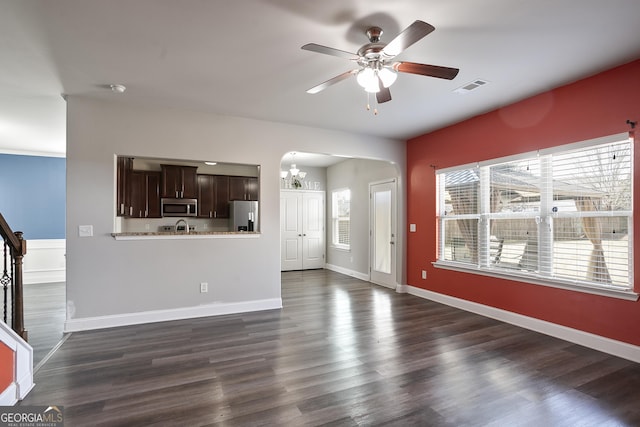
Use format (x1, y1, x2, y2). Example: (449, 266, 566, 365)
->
(280, 158, 307, 189)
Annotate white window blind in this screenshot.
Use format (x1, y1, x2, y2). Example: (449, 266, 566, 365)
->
(436, 134, 633, 293)
(332, 189, 351, 248)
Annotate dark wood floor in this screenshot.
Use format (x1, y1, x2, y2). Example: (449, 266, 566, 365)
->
(19, 270, 640, 426)
(23, 281, 66, 367)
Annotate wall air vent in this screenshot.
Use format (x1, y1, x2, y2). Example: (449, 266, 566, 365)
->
(453, 79, 489, 94)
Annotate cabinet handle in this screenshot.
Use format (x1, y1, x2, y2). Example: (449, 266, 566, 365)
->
(214, 211, 217, 218)
(209, 211, 212, 218)
(129, 206, 133, 216)
(298, 234, 302, 237)
(120, 203, 124, 215)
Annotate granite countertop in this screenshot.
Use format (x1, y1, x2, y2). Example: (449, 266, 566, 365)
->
(111, 231, 261, 240)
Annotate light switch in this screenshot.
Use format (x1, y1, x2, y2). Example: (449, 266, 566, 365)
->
(78, 225, 93, 237)
(410, 223, 417, 232)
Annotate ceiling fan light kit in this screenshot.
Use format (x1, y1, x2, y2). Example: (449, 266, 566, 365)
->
(302, 20, 460, 112)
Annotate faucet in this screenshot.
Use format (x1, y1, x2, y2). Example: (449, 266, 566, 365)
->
(175, 218, 189, 234)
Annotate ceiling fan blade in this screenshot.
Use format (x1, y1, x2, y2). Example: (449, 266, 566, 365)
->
(301, 43, 359, 61)
(376, 86, 392, 104)
(306, 69, 358, 94)
(382, 20, 435, 58)
(393, 61, 460, 80)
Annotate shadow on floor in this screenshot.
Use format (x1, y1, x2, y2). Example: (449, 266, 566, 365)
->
(23, 281, 66, 367)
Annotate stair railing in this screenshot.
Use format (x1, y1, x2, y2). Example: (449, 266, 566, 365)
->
(0, 212, 27, 341)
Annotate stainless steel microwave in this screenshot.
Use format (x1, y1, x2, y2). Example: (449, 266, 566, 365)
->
(161, 198, 198, 217)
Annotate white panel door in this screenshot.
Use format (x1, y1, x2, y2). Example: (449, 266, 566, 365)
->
(302, 192, 325, 269)
(281, 193, 303, 271)
(281, 191, 325, 271)
(370, 180, 396, 288)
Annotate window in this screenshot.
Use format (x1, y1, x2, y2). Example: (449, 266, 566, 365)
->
(436, 133, 634, 295)
(332, 189, 351, 249)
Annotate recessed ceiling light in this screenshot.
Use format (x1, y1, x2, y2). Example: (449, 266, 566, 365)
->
(204, 161, 217, 165)
(110, 84, 126, 93)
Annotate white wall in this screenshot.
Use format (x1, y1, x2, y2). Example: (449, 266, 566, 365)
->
(326, 159, 404, 285)
(22, 239, 66, 284)
(65, 97, 405, 331)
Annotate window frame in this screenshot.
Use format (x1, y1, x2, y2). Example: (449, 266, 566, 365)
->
(331, 188, 351, 250)
(434, 132, 637, 301)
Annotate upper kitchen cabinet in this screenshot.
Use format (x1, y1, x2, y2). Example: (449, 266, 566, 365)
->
(229, 176, 259, 201)
(116, 157, 133, 217)
(197, 174, 230, 218)
(161, 165, 198, 199)
(130, 171, 161, 218)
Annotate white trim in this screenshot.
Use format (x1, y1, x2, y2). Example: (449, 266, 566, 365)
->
(369, 179, 398, 291)
(22, 239, 66, 284)
(325, 263, 369, 281)
(395, 284, 409, 293)
(112, 233, 261, 241)
(0, 148, 65, 158)
(406, 285, 640, 364)
(64, 298, 282, 332)
(0, 383, 18, 406)
(0, 321, 34, 404)
(24, 269, 66, 285)
(433, 261, 638, 301)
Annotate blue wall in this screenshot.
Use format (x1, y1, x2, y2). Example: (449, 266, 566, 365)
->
(0, 154, 66, 240)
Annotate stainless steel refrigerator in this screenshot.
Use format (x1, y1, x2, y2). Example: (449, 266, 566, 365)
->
(229, 200, 259, 232)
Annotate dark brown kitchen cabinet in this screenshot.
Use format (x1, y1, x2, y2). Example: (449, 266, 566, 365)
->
(161, 165, 198, 199)
(130, 171, 161, 218)
(197, 174, 230, 218)
(229, 176, 259, 201)
(116, 157, 133, 216)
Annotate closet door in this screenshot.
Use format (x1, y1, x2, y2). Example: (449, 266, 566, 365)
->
(280, 191, 325, 271)
(281, 192, 303, 271)
(302, 192, 325, 269)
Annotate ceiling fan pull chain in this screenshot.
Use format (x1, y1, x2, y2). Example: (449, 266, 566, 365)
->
(373, 92, 379, 115)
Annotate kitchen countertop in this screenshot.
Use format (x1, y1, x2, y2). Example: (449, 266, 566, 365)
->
(111, 231, 261, 240)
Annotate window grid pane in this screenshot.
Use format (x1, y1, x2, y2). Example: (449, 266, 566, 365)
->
(437, 136, 632, 291)
(332, 189, 351, 248)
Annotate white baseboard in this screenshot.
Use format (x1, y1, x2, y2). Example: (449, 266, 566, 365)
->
(0, 321, 34, 404)
(325, 263, 369, 281)
(0, 383, 17, 406)
(64, 298, 283, 332)
(24, 269, 66, 285)
(406, 285, 640, 364)
(23, 239, 66, 285)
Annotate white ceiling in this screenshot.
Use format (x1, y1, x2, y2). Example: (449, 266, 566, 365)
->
(2, 1, 640, 159)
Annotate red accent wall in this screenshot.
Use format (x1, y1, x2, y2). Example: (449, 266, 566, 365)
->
(0, 341, 14, 392)
(407, 59, 640, 346)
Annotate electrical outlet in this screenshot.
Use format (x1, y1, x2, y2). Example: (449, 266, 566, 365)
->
(421, 270, 427, 280)
(200, 282, 208, 293)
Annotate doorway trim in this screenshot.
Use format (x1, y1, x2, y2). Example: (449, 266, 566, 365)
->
(369, 178, 398, 289)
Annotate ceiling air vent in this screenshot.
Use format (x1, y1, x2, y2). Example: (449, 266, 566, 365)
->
(454, 79, 489, 94)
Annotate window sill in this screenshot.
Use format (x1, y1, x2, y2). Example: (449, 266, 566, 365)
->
(331, 245, 351, 252)
(433, 261, 638, 301)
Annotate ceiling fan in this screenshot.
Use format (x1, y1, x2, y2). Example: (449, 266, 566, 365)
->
(302, 20, 459, 105)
